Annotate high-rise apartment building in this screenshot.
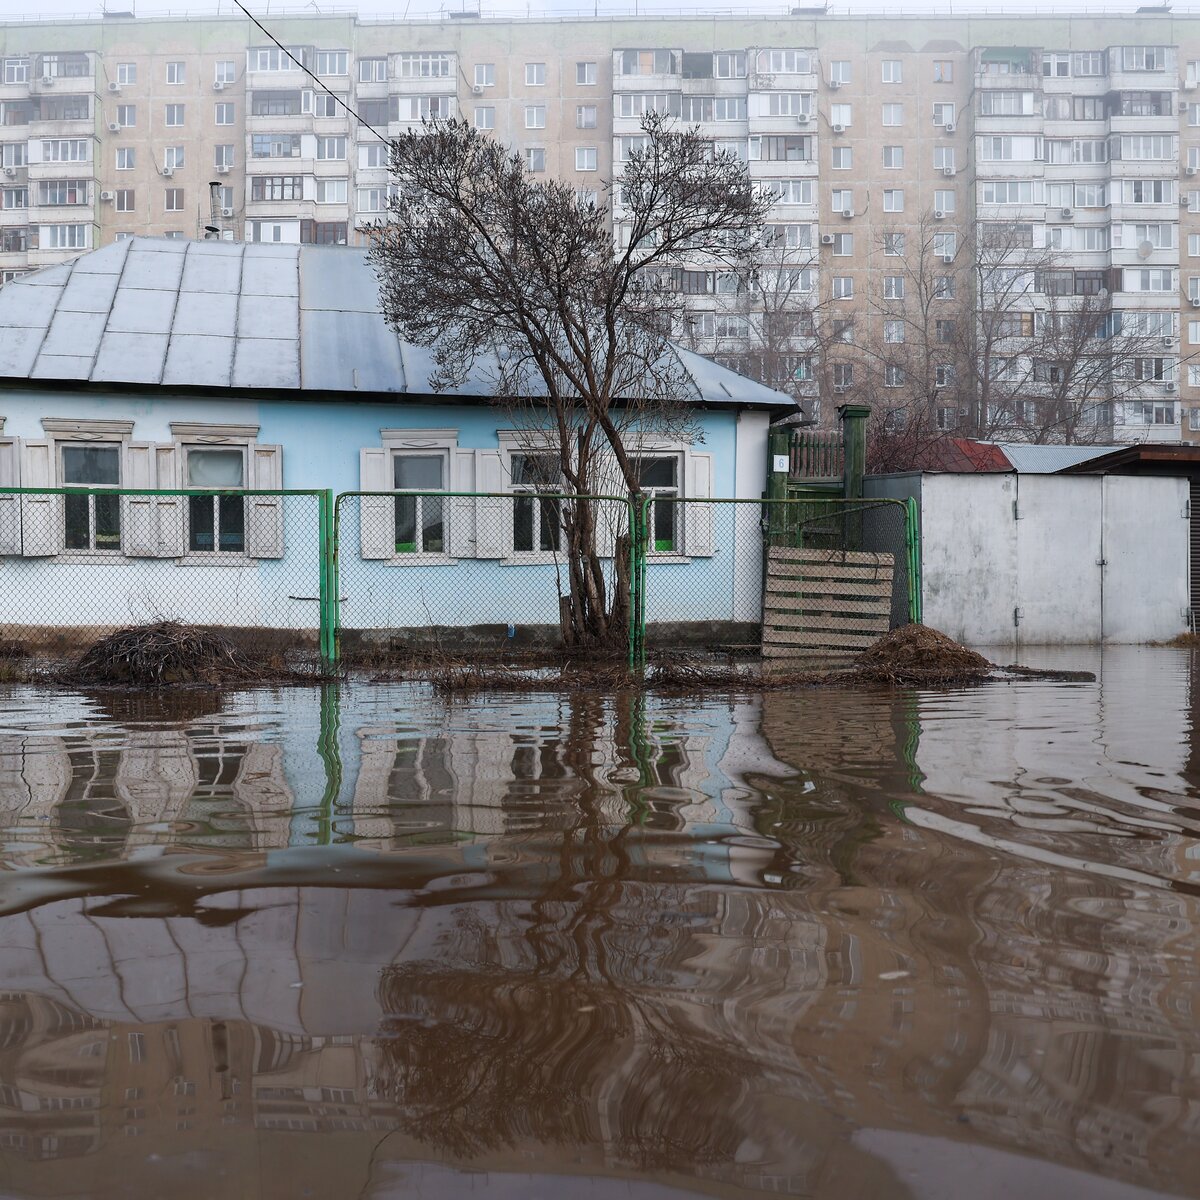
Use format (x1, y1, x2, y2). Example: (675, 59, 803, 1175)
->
(0, 12, 1197, 442)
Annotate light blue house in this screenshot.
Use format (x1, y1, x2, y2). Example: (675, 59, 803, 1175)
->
(0, 237, 793, 642)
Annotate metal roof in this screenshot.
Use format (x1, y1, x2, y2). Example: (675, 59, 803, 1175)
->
(0, 237, 795, 410)
(987, 442, 1125, 474)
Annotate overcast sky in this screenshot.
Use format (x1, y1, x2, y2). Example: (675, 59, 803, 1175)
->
(0, 0, 1169, 20)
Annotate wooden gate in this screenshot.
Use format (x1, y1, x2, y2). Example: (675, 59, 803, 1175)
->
(762, 545, 895, 664)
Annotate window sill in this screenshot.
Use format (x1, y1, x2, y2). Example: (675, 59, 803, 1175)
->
(647, 553, 695, 565)
(177, 555, 256, 567)
(500, 553, 573, 567)
(379, 553, 458, 568)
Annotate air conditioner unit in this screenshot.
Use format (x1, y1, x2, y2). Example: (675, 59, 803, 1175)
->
(1163, 335, 1176, 348)
(833, 384, 849, 393)
(1165, 381, 1177, 392)
(1187, 80, 1198, 91)
(1191, 297, 1200, 307)
(107, 81, 120, 93)
(944, 122, 956, 133)
(1060, 207, 1074, 219)
(471, 84, 483, 96)
(1189, 166, 1199, 176)
(220, 206, 234, 217)
(941, 166, 955, 177)
(107, 122, 120, 133)
(160, 166, 173, 177)
(819, 233, 835, 245)
(841, 207, 853, 218)
(941, 253, 954, 264)
(213, 80, 226, 92)
(933, 209, 946, 220)
(795, 112, 810, 124)
(99, 190, 114, 201)
(831, 123, 845, 134)
(828, 78, 842, 89)
(216, 164, 230, 174)
(2, 168, 14, 179)
(40, 75, 53, 86)
(1182, 197, 1193, 207)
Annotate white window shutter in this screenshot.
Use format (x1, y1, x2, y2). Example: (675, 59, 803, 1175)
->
(359, 447, 393, 560)
(247, 444, 284, 559)
(19, 440, 61, 557)
(121, 442, 157, 557)
(685, 452, 715, 557)
(0, 438, 20, 556)
(474, 449, 510, 559)
(153, 443, 185, 557)
(446, 447, 475, 558)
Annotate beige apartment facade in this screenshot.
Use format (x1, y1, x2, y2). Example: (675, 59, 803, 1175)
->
(0, 12, 1199, 442)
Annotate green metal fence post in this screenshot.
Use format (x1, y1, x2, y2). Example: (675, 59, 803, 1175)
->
(905, 495, 922, 625)
(767, 428, 790, 541)
(318, 489, 338, 667)
(626, 494, 649, 673)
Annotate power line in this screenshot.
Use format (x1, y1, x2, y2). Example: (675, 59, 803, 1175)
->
(231, 0, 391, 145)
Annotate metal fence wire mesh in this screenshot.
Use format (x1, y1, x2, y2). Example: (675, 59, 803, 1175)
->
(0, 488, 328, 667)
(639, 497, 917, 667)
(334, 492, 635, 664)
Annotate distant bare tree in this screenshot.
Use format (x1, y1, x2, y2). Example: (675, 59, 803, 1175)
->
(369, 112, 771, 650)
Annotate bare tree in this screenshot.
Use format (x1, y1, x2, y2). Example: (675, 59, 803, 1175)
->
(369, 112, 771, 651)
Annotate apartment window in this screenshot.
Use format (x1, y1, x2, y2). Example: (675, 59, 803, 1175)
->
(884, 320, 904, 343)
(884, 276, 904, 300)
(832, 232, 852, 255)
(356, 57, 385, 84)
(883, 145, 903, 169)
(933, 102, 956, 126)
(575, 147, 597, 171)
(3, 58, 28, 84)
(1123, 179, 1173, 204)
(882, 233, 905, 257)
(215, 60, 236, 84)
(116, 147, 134, 170)
(713, 51, 746, 79)
(38, 179, 87, 206)
(474, 63, 494, 87)
(577, 61, 597, 85)
(756, 49, 811, 74)
(934, 146, 956, 172)
(166, 61, 185, 85)
(829, 60, 850, 84)
(116, 62, 136, 85)
(883, 189, 904, 212)
(300, 220, 347, 244)
(164, 104, 184, 127)
(316, 179, 346, 204)
(576, 104, 597, 129)
(831, 188, 852, 212)
(315, 51, 348, 76)
(116, 104, 136, 128)
(525, 62, 545, 86)
(833, 363, 854, 387)
(1190, 234, 1200, 258)
(1, 228, 28, 252)
(314, 95, 339, 119)
(510, 453, 564, 554)
(316, 136, 346, 160)
(882, 103, 903, 126)
(752, 134, 812, 162)
(357, 186, 387, 213)
(41, 139, 90, 162)
(933, 232, 956, 259)
(62, 444, 121, 552)
(933, 60, 953, 82)
(396, 53, 452, 80)
(1, 187, 26, 209)
(831, 145, 851, 169)
(251, 175, 303, 201)
(164, 146, 184, 169)
(713, 98, 746, 121)
(767, 92, 811, 117)
(934, 276, 955, 300)
(525, 105, 545, 129)
(359, 143, 387, 169)
(934, 189, 955, 212)
(1121, 46, 1166, 72)
(884, 365, 904, 388)
(43, 224, 89, 249)
(474, 106, 494, 130)
(881, 60, 902, 83)
(215, 102, 234, 125)
(936, 320, 956, 343)
(391, 454, 446, 554)
(830, 103, 852, 128)
(214, 144, 234, 169)
(832, 276, 853, 299)
(164, 188, 183, 212)
(526, 147, 545, 172)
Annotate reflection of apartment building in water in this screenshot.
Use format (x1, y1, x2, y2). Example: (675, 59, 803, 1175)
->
(2, 16, 1200, 441)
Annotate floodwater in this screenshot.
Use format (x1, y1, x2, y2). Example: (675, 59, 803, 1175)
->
(0, 649, 1198, 1200)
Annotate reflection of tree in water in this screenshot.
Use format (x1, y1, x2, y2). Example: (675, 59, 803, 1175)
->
(374, 693, 755, 1170)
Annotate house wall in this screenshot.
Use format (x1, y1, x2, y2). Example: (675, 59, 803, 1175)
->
(0, 389, 761, 635)
(892, 472, 1189, 647)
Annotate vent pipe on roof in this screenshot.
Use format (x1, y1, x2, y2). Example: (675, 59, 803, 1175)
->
(206, 180, 236, 242)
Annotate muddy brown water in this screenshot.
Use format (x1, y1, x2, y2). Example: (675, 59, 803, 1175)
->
(0, 645, 1197, 1199)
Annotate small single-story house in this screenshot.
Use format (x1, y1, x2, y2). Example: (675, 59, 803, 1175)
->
(0, 237, 792, 641)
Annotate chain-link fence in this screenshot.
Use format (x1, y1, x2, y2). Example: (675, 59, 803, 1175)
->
(0, 488, 332, 667)
(639, 497, 919, 669)
(334, 491, 635, 666)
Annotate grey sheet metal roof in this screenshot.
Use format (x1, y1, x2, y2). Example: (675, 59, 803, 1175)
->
(0, 237, 794, 409)
(989, 442, 1125, 473)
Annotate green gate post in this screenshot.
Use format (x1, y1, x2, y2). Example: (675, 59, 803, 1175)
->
(839, 404, 870, 551)
(318, 489, 339, 668)
(905, 495, 923, 625)
(767, 428, 790, 542)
